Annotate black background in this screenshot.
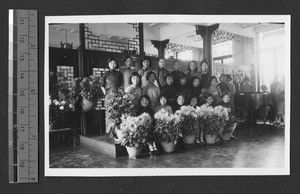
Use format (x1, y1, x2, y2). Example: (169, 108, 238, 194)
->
(1, 0, 299, 193)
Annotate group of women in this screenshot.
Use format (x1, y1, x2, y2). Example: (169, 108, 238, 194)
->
(101, 56, 238, 146)
(101, 55, 238, 111)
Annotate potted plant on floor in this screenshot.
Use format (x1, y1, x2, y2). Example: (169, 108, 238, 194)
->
(71, 75, 103, 112)
(221, 109, 236, 140)
(203, 105, 229, 144)
(175, 106, 199, 144)
(119, 113, 153, 158)
(49, 72, 74, 130)
(105, 90, 135, 139)
(154, 110, 182, 153)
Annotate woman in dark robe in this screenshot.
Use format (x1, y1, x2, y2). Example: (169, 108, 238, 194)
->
(100, 58, 123, 94)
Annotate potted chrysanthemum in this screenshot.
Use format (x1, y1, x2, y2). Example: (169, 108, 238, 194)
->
(49, 72, 74, 129)
(175, 106, 200, 144)
(203, 105, 229, 144)
(105, 90, 135, 139)
(154, 110, 182, 153)
(221, 108, 236, 140)
(119, 113, 153, 158)
(71, 75, 103, 112)
(49, 98, 74, 129)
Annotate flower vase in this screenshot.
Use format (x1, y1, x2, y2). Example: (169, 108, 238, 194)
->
(126, 146, 142, 158)
(222, 132, 231, 141)
(161, 142, 175, 153)
(115, 129, 124, 140)
(205, 134, 218, 144)
(81, 98, 97, 112)
(183, 135, 196, 144)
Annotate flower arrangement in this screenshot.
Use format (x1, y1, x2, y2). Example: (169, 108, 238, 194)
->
(223, 108, 236, 133)
(119, 113, 153, 148)
(49, 98, 74, 129)
(106, 90, 135, 131)
(202, 105, 229, 136)
(71, 75, 103, 102)
(49, 72, 74, 129)
(154, 110, 182, 143)
(175, 106, 200, 136)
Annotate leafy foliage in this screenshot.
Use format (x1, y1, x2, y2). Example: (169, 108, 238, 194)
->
(106, 90, 135, 128)
(154, 110, 182, 143)
(49, 72, 74, 128)
(120, 113, 153, 148)
(71, 75, 103, 101)
(175, 106, 200, 136)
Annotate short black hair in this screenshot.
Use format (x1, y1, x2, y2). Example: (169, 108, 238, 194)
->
(107, 58, 120, 69)
(146, 71, 157, 80)
(225, 74, 232, 81)
(139, 94, 151, 107)
(158, 93, 168, 102)
(179, 72, 187, 79)
(164, 73, 174, 81)
(129, 72, 141, 87)
(222, 91, 231, 98)
(209, 76, 218, 83)
(200, 59, 209, 66)
(187, 61, 198, 72)
(124, 55, 133, 62)
(140, 56, 152, 68)
(175, 93, 185, 100)
(188, 95, 198, 103)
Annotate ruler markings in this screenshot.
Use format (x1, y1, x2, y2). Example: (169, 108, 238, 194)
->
(9, 9, 38, 183)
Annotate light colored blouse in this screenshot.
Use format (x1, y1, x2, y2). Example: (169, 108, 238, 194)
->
(125, 84, 142, 109)
(142, 83, 161, 110)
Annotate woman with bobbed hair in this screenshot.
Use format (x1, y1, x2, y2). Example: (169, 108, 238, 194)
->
(138, 57, 152, 88)
(141, 71, 161, 110)
(125, 72, 142, 111)
(186, 61, 202, 84)
(207, 76, 222, 107)
(120, 55, 135, 90)
(100, 58, 123, 94)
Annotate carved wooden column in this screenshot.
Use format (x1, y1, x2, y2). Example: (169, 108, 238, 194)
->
(78, 23, 87, 77)
(195, 24, 219, 75)
(151, 39, 169, 59)
(138, 23, 145, 60)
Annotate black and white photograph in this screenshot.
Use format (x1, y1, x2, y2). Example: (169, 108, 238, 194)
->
(44, 15, 290, 176)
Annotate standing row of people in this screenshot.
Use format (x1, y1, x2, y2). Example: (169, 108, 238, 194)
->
(101, 55, 243, 111)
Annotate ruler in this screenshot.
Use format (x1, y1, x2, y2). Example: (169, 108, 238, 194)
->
(8, 9, 38, 183)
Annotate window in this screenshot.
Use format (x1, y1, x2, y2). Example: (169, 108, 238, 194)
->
(258, 28, 285, 91)
(212, 41, 233, 65)
(212, 41, 233, 57)
(177, 50, 193, 61)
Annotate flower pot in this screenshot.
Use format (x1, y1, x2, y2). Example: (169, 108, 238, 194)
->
(126, 146, 142, 158)
(222, 132, 231, 141)
(183, 135, 196, 144)
(115, 129, 124, 140)
(205, 134, 218, 144)
(81, 98, 97, 112)
(161, 142, 175, 153)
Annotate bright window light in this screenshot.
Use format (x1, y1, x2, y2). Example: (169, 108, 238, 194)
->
(177, 50, 193, 61)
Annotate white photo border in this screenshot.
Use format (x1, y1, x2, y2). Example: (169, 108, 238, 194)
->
(44, 15, 291, 176)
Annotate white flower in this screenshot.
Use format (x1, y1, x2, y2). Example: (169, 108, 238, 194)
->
(69, 104, 74, 109)
(54, 101, 60, 106)
(60, 101, 66, 105)
(59, 106, 64, 110)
